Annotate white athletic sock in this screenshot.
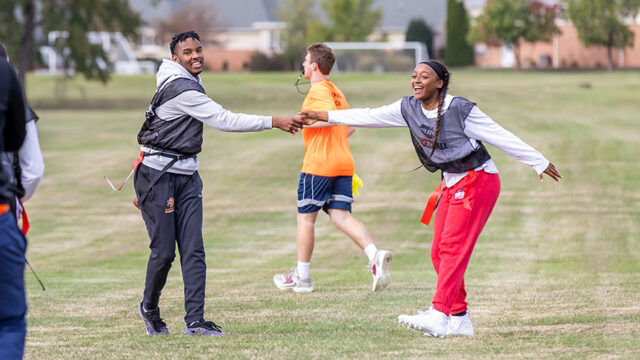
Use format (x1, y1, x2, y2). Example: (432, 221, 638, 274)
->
(297, 261, 310, 280)
(364, 244, 378, 262)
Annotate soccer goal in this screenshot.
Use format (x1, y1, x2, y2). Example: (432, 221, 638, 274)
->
(324, 41, 428, 73)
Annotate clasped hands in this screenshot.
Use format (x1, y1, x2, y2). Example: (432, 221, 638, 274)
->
(272, 111, 327, 134)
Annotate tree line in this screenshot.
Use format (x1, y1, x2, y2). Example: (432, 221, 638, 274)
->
(1, 0, 638, 89)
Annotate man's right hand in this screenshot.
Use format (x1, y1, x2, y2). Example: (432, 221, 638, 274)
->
(272, 115, 304, 134)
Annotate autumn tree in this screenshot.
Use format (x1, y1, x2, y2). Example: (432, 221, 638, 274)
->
(154, 3, 222, 45)
(568, 0, 640, 71)
(475, 0, 558, 68)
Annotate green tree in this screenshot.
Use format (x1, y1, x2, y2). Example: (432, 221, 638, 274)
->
(319, 0, 382, 42)
(405, 18, 434, 60)
(0, 0, 141, 88)
(568, 0, 640, 71)
(475, 0, 558, 69)
(277, 0, 324, 70)
(445, 0, 474, 66)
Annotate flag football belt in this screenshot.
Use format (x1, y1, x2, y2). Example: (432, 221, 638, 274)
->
(136, 151, 196, 205)
(421, 170, 477, 226)
(105, 150, 196, 205)
(19, 199, 29, 235)
(0, 201, 30, 234)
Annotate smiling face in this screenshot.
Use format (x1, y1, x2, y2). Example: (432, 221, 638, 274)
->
(172, 37, 204, 76)
(411, 63, 443, 102)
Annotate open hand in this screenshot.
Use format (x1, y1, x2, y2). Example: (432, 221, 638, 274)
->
(540, 162, 562, 182)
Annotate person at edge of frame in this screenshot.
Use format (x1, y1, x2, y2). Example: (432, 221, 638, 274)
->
(0, 42, 45, 229)
(0, 55, 28, 360)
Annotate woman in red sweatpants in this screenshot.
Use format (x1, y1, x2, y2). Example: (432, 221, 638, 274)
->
(298, 60, 562, 338)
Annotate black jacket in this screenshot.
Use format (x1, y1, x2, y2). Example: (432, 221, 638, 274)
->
(0, 58, 26, 203)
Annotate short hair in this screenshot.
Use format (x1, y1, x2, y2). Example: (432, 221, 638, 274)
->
(170, 31, 200, 55)
(307, 43, 335, 75)
(0, 42, 7, 61)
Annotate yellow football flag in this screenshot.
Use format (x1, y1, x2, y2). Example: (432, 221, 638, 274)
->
(352, 173, 364, 196)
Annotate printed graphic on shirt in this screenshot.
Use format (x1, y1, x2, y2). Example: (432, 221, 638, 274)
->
(454, 189, 465, 200)
(332, 92, 343, 107)
(165, 197, 175, 213)
(416, 124, 447, 149)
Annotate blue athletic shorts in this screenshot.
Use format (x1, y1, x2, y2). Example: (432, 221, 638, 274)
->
(297, 173, 353, 213)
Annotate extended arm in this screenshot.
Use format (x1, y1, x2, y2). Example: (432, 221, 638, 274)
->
(159, 90, 302, 133)
(300, 100, 407, 128)
(464, 106, 562, 182)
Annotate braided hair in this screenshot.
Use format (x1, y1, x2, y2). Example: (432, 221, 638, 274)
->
(420, 60, 450, 161)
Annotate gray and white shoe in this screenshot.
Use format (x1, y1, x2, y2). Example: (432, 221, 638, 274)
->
(446, 312, 474, 336)
(398, 307, 448, 338)
(273, 268, 313, 292)
(369, 250, 392, 292)
(138, 302, 169, 335)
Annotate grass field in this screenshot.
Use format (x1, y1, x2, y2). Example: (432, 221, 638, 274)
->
(21, 69, 640, 359)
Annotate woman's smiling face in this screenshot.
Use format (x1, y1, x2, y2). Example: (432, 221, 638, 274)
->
(411, 63, 443, 102)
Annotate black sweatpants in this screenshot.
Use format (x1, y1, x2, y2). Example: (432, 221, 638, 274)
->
(134, 164, 206, 324)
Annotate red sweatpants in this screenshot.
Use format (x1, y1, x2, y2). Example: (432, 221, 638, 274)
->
(430, 170, 500, 315)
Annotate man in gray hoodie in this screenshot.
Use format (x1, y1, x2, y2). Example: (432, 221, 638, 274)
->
(135, 31, 302, 336)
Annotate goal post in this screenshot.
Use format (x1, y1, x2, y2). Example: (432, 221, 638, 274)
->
(324, 41, 429, 73)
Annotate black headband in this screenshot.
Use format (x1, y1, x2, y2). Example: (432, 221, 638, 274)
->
(419, 60, 445, 80)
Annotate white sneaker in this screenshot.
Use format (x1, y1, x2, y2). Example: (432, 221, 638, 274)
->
(446, 312, 474, 336)
(369, 250, 392, 292)
(273, 268, 313, 293)
(398, 307, 448, 338)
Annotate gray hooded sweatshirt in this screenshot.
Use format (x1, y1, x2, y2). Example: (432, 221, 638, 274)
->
(141, 59, 272, 175)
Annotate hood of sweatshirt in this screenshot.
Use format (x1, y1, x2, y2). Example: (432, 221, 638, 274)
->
(156, 58, 204, 89)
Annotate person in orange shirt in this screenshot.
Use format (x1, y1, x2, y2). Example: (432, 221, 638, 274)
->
(273, 43, 392, 293)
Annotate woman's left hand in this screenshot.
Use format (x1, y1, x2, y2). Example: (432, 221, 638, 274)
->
(540, 162, 562, 182)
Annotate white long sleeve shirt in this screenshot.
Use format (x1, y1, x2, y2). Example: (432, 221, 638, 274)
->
(19, 120, 45, 201)
(327, 94, 549, 187)
(141, 59, 272, 175)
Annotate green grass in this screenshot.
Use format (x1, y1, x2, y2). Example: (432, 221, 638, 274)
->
(22, 69, 640, 359)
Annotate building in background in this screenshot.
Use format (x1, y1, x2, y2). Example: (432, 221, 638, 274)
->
(128, 0, 446, 71)
(466, 0, 640, 69)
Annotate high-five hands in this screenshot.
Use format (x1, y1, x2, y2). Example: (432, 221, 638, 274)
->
(298, 111, 328, 125)
(272, 112, 327, 134)
(272, 115, 306, 134)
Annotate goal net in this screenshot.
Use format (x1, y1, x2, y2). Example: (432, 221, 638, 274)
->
(324, 42, 428, 73)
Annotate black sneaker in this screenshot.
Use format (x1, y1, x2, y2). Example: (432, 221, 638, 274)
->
(184, 319, 225, 336)
(138, 302, 169, 335)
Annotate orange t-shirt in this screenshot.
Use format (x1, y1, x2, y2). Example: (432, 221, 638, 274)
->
(300, 80, 354, 177)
